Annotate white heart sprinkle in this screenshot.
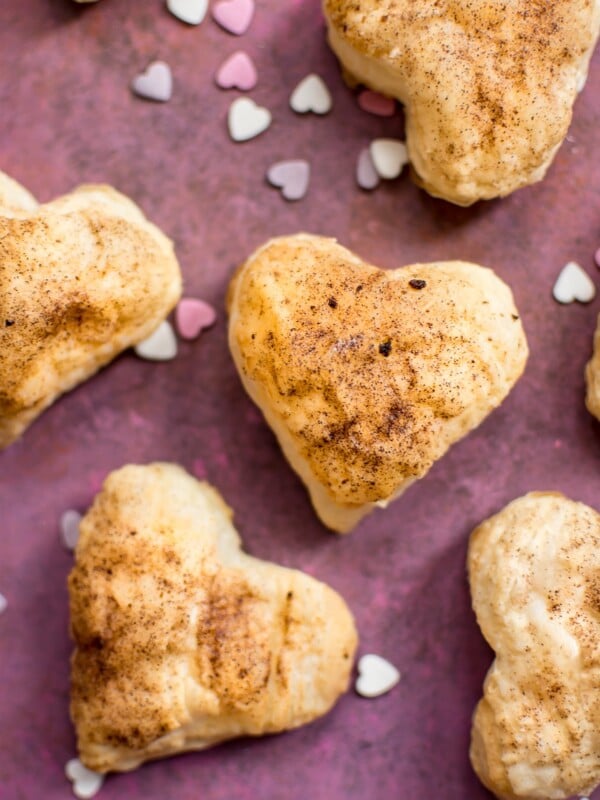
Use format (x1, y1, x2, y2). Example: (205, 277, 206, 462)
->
(131, 61, 173, 103)
(0, 593, 7, 614)
(290, 74, 332, 115)
(553, 261, 596, 304)
(167, 0, 208, 25)
(134, 321, 178, 361)
(355, 653, 401, 698)
(61, 510, 82, 551)
(65, 759, 104, 800)
(228, 97, 272, 142)
(369, 139, 409, 180)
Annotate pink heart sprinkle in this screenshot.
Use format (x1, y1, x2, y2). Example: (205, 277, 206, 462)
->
(175, 298, 217, 340)
(356, 148, 380, 190)
(212, 0, 255, 35)
(215, 51, 257, 91)
(357, 90, 396, 117)
(595, 247, 600, 269)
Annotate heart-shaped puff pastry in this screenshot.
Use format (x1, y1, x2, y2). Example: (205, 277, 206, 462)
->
(323, 0, 600, 206)
(585, 314, 600, 420)
(69, 463, 357, 773)
(0, 174, 182, 449)
(227, 234, 528, 533)
(469, 492, 600, 800)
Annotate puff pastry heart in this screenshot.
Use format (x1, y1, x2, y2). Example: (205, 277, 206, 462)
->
(324, 0, 600, 205)
(469, 492, 600, 800)
(227, 234, 528, 533)
(69, 463, 357, 773)
(0, 174, 182, 449)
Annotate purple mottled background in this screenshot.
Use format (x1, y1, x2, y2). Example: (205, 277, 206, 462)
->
(0, 1, 599, 798)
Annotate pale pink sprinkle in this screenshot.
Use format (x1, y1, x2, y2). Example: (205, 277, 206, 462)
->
(594, 247, 600, 269)
(357, 89, 396, 117)
(356, 148, 380, 190)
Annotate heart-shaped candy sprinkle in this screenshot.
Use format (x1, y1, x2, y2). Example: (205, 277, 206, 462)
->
(228, 97, 271, 142)
(61, 510, 82, 551)
(215, 51, 257, 91)
(134, 321, 178, 361)
(369, 139, 409, 180)
(175, 298, 217, 340)
(356, 148, 380, 190)
(0, 593, 7, 614)
(553, 261, 596, 304)
(267, 160, 310, 201)
(166, 0, 208, 25)
(357, 89, 395, 117)
(212, 0, 255, 35)
(355, 653, 401, 698)
(131, 61, 173, 102)
(290, 74, 332, 115)
(65, 759, 104, 800)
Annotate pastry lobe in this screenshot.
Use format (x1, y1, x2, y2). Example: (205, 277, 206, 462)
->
(69, 463, 357, 773)
(228, 234, 528, 532)
(0, 171, 38, 214)
(585, 314, 600, 420)
(469, 492, 600, 800)
(0, 174, 182, 449)
(323, 0, 600, 205)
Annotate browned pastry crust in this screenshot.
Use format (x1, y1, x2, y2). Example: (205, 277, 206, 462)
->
(227, 234, 528, 532)
(585, 314, 600, 420)
(469, 492, 600, 800)
(323, 0, 600, 205)
(0, 175, 182, 449)
(69, 463, 358, 773)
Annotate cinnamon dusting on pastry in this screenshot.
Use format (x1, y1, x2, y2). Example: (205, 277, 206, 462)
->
(69, 463, 357, 772)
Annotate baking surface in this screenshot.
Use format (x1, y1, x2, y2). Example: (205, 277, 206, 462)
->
(0, 1, 599, 798)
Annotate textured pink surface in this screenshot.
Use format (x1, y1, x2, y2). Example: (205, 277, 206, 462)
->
(0, 2, 599, 799)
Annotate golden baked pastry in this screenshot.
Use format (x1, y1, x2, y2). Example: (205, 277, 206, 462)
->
(0, 174, 182, 449)
(323, 0, 600, 206)
(69, 463, 357, 773)
(585, 315, 600, 420)
(469, 492, 600, 800)
(227, 234, 528, 533)
(0, 171, 38, 214)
